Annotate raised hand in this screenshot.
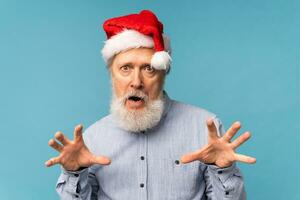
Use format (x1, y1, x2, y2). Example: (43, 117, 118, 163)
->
(45, 124, 111, 171)
(180, 118, 256, 168)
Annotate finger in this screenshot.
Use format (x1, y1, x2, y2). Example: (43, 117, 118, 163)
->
(45, 156, 61, 167)
(73, 124, 83, 142)
(180, 148, 206, 164)
(48, 139, 63, 152)
(230, 131, 251, 149)
(91, 155, 111, 165)
(206, 118, 218, 140)
(55, 131, 71, 145)
(223, 121, 241, 142)
(234, 153, 256, 164)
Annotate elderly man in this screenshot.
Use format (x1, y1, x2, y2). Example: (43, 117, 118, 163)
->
(46, 10, 256, 200)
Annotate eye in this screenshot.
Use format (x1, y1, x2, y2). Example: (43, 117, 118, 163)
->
(144, 65, 155, 73)
(120, 65, 130, 72)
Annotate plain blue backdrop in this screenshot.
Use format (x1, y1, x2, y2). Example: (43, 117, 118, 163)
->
(0, 0, 299, 199)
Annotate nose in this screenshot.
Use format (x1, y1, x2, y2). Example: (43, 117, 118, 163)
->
(130, 69, 143, 89)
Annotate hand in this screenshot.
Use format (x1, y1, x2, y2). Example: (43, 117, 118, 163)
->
(180, 118, 256, 168)
(45, 124, 111, 171)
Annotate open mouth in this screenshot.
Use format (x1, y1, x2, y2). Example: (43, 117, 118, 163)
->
(126, 95, 145, 109)
(128, 96, 143, 102)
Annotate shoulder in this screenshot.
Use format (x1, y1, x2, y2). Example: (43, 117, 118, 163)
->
(82, 114, 115, 141)
(86, 114, 115, 130)
(169, 99, 216, 119)
(168, 99, 225, 135)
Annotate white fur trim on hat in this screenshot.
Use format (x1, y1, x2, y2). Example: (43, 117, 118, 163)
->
(101, 29, 171, 71)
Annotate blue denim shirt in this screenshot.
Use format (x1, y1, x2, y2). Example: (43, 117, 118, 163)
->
(56, 93, 246, 200)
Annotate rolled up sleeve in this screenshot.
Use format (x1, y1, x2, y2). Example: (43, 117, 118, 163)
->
(56, 167, 94, 200)
(205, 163, 246, 200)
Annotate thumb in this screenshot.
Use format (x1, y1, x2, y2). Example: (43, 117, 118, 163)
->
(180, 153, 199, 164)
(91, 155, 111, 165)
(180, 147, 207, 164)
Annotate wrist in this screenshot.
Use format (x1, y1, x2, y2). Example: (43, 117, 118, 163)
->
(62, 166, 88, 173)
(210, 161, 235, 169)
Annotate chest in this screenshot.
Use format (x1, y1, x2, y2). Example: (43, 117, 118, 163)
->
(90, 123, 208, 199)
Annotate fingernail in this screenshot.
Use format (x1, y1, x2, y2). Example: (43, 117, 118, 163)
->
(206, 118, 213, 124)
(235, 121, 241, 126)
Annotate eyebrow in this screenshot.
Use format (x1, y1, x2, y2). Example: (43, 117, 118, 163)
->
(119, 62, 133, 67)
(140, 63, 151, 68)
(118, 62, 151, 68)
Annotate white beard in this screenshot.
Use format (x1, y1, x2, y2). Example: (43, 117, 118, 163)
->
(110, 90, 165, 133)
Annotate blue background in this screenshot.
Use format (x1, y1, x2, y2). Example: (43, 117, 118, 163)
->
(0, 0, 299, 199)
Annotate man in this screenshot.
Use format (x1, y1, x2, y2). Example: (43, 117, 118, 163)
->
(46, 10, 256, 200)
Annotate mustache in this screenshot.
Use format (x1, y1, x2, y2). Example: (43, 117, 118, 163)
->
(119, 90, 149, 103)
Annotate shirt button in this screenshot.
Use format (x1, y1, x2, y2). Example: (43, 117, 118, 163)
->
(218, 171, 223, 174)
(74, 174, 79, 177)
(140, 156, 145, 160)
(225, 191, 230, 195)
(175, 160, 180, 165)
(75, 194, 79, 198)
(140, 183, 144, 188)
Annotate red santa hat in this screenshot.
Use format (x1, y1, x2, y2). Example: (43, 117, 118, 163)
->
(101, 10, 172, 72)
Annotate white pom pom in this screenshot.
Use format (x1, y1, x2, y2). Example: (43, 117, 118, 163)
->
(151, 51, 172, 71)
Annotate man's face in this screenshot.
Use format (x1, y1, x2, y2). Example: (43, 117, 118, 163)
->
(110, 48, 166, 110)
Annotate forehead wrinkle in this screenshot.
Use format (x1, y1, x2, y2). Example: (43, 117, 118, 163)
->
(119, 50, 152, 62)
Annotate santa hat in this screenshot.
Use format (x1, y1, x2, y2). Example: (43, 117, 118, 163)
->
(101, 10, 172, 72)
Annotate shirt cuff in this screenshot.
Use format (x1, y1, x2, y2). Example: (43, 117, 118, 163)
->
(62, 166, 88, 175)
(207, 162, 241, 183)
(58, 167, 89, 194)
